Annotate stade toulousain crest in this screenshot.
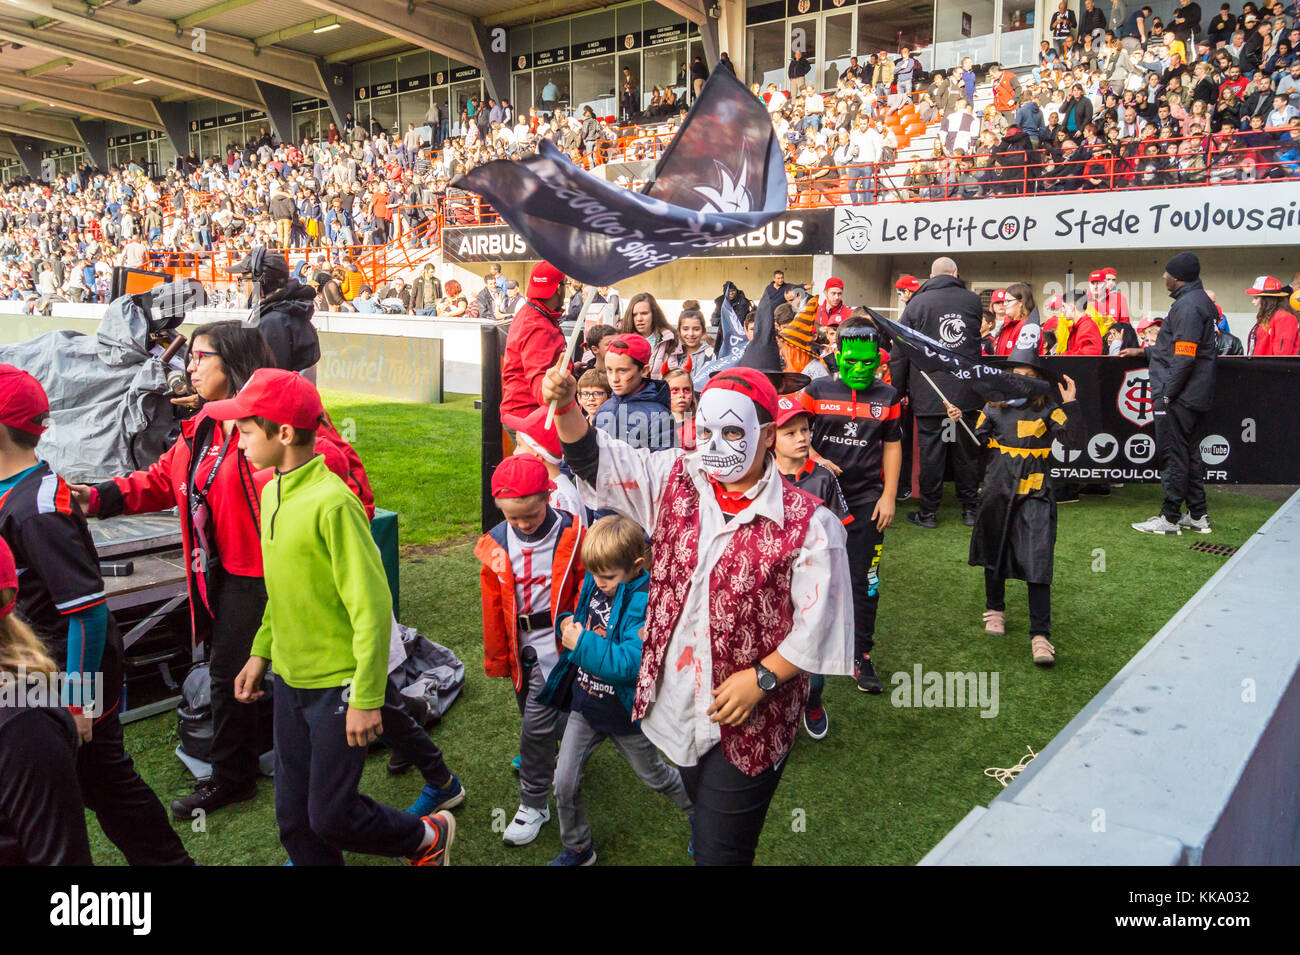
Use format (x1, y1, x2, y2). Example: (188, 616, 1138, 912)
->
(1119, 368, 1154, 427)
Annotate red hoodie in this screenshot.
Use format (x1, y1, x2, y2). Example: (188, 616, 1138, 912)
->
(501, 299, 568, 419)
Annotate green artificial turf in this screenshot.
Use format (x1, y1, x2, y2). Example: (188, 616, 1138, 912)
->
(88, 392, 1283, 865)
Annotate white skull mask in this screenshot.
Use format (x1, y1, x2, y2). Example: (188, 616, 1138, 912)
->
(696, 386, 761, 481)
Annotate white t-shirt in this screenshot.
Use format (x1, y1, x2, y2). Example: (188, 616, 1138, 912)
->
(507, 517, 563, 678)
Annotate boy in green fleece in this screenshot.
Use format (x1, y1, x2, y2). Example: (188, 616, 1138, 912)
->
(214, 368, 453, 867)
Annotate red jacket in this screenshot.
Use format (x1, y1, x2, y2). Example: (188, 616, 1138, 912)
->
(475, 510, 584, 692)
(501, 299, 567, 419)
(1248, 309, 1299, 355)
(815, 301, 853, 326)
(1062, 314, 1103, 355)
(993, 318, 1025, 356)
(95, 410, 370, 639)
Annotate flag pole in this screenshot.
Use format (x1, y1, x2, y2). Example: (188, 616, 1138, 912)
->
(544, 289, 591, 429)
(917, 368, 979, 443)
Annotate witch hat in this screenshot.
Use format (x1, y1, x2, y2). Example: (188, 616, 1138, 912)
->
(692, 281, 749, 391)
(1005, 307, 1060, 381)
(776, 294, 820, 358)
(735, 291, 810, 394)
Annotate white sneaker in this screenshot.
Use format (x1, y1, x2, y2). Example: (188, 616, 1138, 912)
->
(1178, 513, 1212, 534)
(502, 804, 550, 846)
(1131, 514, 1182, 535)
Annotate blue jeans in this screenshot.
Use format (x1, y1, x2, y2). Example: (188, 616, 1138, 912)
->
(850, 164, 875, 203)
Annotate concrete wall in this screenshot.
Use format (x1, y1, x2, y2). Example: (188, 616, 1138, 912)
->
(462, 245, 1292, 340)
(922, 490, 1300, 866)
(0, 301, 490, 396)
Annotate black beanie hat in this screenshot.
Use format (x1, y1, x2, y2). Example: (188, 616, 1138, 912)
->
(1165, 252, 1200, 282)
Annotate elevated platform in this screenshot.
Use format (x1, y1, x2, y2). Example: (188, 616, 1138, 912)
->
(921, 490, 1300, 866)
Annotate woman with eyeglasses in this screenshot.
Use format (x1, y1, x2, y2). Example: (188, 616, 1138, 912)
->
(71, 322, 465, 829)
(67, 322, 280, 822)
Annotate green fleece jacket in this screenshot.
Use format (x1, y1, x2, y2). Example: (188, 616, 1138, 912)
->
(251, 454, 391, 709)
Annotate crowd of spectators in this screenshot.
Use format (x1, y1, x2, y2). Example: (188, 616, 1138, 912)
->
(775, 1, 1300, 202)
(5, 6, 1300, 318)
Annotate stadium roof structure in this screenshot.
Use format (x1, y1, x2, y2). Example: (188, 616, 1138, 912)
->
(0, 0, 719, 168)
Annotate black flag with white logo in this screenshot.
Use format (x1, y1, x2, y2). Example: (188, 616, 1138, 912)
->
(451, 66, 787, 286)
(867, 307, 1053, 402)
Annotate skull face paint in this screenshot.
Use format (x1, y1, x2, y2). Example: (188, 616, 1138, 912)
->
(696, 387, 761, 481)
(836, 333, 881, 390)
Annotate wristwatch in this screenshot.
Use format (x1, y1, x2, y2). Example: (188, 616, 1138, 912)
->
(753, 663, 778, 693)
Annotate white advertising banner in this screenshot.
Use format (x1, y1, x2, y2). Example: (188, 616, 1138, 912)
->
(832, 181, 1300, 256)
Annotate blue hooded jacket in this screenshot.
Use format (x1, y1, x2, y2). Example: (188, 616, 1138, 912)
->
(593, 376, 675, 451)
(538, 570, 650, 717)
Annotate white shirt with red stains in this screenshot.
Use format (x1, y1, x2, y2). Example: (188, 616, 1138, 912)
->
(577, 429, 854, 767)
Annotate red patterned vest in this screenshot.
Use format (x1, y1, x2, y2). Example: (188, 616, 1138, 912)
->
(633, 457, 819, 776)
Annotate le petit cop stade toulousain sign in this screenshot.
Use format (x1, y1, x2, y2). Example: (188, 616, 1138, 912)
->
(832, 181, 1300, 254)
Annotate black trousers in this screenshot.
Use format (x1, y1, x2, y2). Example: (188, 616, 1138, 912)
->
(379, 680, 451, 786)
(915, 412, 981, 514)
(985, 570, 1052, 636)
(1155, 402, 1209, 522)
(898, 405, 914, 496)
(79, 704, 193, 865)
(273, 683, 426, 866)
(207, 571, 268, 789)
(679, 744, 787, 866)
(845, 504, 884, 658)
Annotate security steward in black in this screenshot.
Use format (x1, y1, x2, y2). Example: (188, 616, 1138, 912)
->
(890, 257, 984, 528)
(1126, 252, 1219, 529)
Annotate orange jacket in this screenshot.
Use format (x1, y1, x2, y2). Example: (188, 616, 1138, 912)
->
(475, 510, 585, 692)
(993, 74, 1017, 113)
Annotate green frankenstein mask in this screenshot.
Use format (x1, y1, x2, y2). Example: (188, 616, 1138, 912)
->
(836, 327, 881, 389)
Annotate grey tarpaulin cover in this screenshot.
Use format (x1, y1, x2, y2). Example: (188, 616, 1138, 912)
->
(392, 624, 466, 719)
(0, 294, 179, 482)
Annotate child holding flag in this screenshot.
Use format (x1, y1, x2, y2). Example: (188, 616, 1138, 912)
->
(955, 320, 1083, 667)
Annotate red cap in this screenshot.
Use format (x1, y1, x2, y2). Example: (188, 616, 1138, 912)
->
(1245, 275, 1288, 295)
(894, 274, 920, 292)
(491, 455, 554, 499)
(203, 368, 324, 429)
(502, 405, 562, 460)
(1102, 267, 1117, 279)
(526, 260, 564, 300)
(1136, 315, 1163, 332)
(775, 394, 813, 429)
(1046, 294, 1064, 309)
(606, 333, 651, 365)
(0, 364, 50, 435)
(1043, 316, 1060, 330)
(990, 289, 1006, 304)
(824, 276, 844, 291)
(0, 535, 16, 618)
(701, 367, 779, 423)
(1088, 269, 1106, 283)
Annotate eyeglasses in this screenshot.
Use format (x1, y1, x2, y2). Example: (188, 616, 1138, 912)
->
(578, 390, 610, 400)
(187, 348, 216, 365)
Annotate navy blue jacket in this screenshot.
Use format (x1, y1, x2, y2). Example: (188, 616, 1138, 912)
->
(538, 570, 650, 717)
(593, 377, 675, 451)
